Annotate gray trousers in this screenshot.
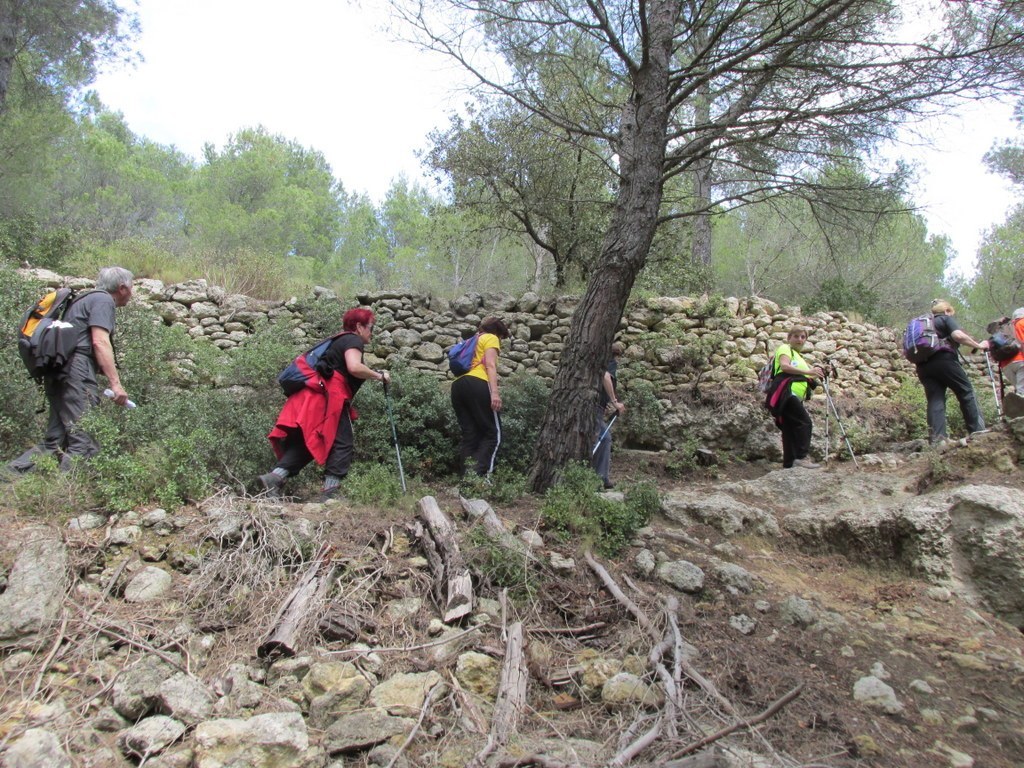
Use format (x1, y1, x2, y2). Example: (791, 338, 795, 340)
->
(9, 355, 101, 472)
(592, 406, 613, 483)
(1005, 360, 1024, 395)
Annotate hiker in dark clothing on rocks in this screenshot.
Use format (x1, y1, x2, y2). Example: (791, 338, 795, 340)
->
(259, 307, 389, 500)
(916, 300, 989, 444)
(8, 267, 134, 473)
(593, 342, 626, 489)
(769, 326, 825, 469)
(451, 316, 510, 478)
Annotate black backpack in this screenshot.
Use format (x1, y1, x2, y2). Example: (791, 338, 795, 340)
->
(17, 288, 81, 381)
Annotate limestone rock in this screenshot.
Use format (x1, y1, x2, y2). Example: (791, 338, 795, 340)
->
(0, 529, 67, 647)
(193, 712, 308, 768)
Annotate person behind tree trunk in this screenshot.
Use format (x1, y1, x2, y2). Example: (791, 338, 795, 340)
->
(8, 266, 134, 474)
(915, 300, 989, 444)
(996, 307, 1024, 420)
(771, 326, 825, 469)
(593, 341, 626, 489)
(258, 308, 389, 501)
(451, 316, 510, 478)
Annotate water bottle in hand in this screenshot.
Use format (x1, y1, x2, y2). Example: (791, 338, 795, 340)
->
(103, 388, 137, 409)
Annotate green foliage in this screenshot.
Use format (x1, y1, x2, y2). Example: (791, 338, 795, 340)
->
(354, 359, 460, 478)
(804, 277, 880, 319)
(9, 455, 86, 518)
(665, 436, 700, 477)
(618, 379, 664, 450)
(539, 462, 658, 556)
(466, 526, 537, 599)
(0, 265, 52, 448)
(0, 216, 75, 270)
(495, 374, 550, 474)
(459, 469, 528, 504)
(344, 463, 404, 506)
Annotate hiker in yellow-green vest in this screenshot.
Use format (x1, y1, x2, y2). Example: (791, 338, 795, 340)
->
(770, 326, 825, 469)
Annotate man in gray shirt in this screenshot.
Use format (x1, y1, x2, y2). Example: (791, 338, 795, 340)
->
(9, 266, 134, 472)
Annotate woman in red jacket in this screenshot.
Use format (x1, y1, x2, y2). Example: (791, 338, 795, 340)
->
(258, 307, 389, 500)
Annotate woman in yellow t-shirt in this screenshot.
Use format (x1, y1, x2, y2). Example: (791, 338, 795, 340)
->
(451, 316, 511, 477)
(771, 326, 824, 469)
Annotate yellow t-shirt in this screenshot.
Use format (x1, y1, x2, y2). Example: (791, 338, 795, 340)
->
(773, 343, 811, 399)
(463, 333, 501, 381)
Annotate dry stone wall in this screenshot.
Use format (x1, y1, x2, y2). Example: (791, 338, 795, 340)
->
(24, 269, 917, 398)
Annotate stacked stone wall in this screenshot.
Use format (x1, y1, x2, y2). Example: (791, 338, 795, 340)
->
(24, 270, 918, 398)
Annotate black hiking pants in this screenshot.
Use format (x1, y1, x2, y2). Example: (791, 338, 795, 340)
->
(779, 395, 813, 468)
(274, 403, 355, 479)
(916, 352, 984, 442)
(451, 375, 501, 477)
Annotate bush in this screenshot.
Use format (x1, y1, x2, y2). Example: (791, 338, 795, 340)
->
(344, 462, 405, 506)
(353, 359, 460, 479)
(619, 378, 664, 450)
(466, 526, 537, 600)
(540, 462, 659, 556)
(496, 373, 550, 474)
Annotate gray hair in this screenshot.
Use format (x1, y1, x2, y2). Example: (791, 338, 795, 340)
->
(96, 266, 134, 293)
(1013, 307, 1024, 321)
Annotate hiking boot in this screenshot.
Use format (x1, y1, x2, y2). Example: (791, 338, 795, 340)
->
(602, 480, 615, 490)
(317, 486, 344, 504)
(792, 458, 821, 469)
(257, 472, 284, 498)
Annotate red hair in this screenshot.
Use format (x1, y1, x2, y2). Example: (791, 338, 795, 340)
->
(342, 307, 375, 332)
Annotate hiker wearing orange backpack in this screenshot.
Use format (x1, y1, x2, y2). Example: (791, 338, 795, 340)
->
(8, 267, 134, 474)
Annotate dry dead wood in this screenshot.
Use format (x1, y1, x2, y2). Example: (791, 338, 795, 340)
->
(415, 496, 474, 623)
(666, 684, 805, 761)
(459, 496, 539, 562)
(257, 543, 336, 660)
(468, 621, 528, 768)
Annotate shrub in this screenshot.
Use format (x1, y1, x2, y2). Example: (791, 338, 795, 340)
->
(354, 359, 460, 479)
(344, 463, 405, 506)
(496, 373, 550, 474)
(618, 378, 664, 450)
(466, 526, 537, 600)
(540, 462, 659, 556)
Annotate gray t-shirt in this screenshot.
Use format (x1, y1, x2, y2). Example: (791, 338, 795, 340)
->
(63, 290, 116, 356)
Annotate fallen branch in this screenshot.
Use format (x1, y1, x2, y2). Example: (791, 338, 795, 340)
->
(608, 715, 664, 767)
(324, 625, 481, 656)
(583, 550, 656, 636)
(666, 684, 805, 760)
(467, 621, 528, 768)
(416, 496, 474, 622)
(258, 543, 336, 660)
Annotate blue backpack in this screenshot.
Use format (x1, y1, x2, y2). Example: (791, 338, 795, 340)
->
(278, 332, 351, 395)
(447, 334, 479, 376)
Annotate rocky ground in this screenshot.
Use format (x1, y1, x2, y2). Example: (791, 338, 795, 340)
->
(0, 420, 1022, 768)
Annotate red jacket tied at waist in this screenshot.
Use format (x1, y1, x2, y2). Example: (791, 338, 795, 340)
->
(268, 373, 356, 466)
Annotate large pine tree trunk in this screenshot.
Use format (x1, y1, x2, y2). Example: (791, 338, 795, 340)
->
(529, 0, 680, 492)
(691, 86, 713, 267)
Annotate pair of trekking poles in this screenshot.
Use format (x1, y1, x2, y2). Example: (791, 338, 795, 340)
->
(818, 362, 859, 469)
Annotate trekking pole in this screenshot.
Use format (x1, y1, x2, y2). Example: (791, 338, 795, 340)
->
(822, 367, 859, 469)
(960, 350, 1003, 420)
(591, 414, 617, 457)
(983, 351, 1003, 420)
(382, 379, 407, 493)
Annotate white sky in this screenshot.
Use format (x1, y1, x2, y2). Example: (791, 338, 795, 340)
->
(93, 0, 1021, 277)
